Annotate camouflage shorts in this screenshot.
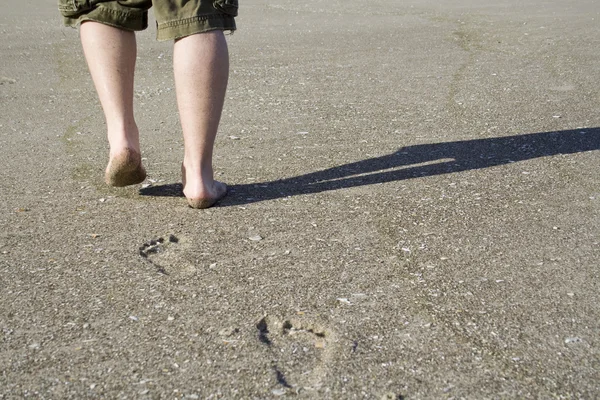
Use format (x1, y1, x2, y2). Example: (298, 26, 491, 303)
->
(58, 0, 237, 41)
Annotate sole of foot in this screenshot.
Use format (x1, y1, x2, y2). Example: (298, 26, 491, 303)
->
(186, 181, 228, 209)
(105, 148, 146, 187)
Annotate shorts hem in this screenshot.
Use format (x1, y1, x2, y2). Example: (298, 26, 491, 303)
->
(156, 14, 236, 41)
(62, 5, 148, 31)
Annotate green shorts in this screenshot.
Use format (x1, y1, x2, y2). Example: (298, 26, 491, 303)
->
(58, 0, 237, 41)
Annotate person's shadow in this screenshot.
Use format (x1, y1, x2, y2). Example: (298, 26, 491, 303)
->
(140, 127, 599, 206)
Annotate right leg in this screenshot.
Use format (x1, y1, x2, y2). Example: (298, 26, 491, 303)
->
(173, 31, 229, 208)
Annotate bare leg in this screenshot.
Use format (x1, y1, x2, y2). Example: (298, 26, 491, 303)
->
(80, 21, 146, 187)
(174, 31, 229, 208)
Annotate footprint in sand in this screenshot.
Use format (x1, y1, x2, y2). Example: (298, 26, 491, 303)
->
(139, 234, 186, 274)
(255, 316, 338, 394)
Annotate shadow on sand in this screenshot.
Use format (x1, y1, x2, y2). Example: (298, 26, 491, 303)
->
(140, 127, 599, 206)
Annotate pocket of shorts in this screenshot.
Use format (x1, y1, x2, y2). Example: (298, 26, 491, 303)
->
(213, 0, 238, 17)
(58, 0, 91, 17)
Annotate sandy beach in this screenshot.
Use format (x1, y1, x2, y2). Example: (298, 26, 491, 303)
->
(1, 0, 599, 397)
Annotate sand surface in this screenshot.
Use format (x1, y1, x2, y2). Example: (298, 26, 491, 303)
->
(1, 0, 599, 398)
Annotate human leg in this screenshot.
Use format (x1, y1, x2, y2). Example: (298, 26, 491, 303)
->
(174, 31, 229, 208)
(80, 21, 146, 186)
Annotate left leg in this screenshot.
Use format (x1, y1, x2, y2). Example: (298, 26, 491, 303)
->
(80, 21, 146, 186)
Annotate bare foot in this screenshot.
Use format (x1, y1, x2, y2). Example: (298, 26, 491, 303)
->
(181, 164, 228, 209)
(105, 148, 146, 187)
(186, 181, 227, 209)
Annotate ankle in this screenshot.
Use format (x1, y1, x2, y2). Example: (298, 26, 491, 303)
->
(109, 145, 140, 159)
(107, 124, 140, 156)
(182, 158, 214, 180)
